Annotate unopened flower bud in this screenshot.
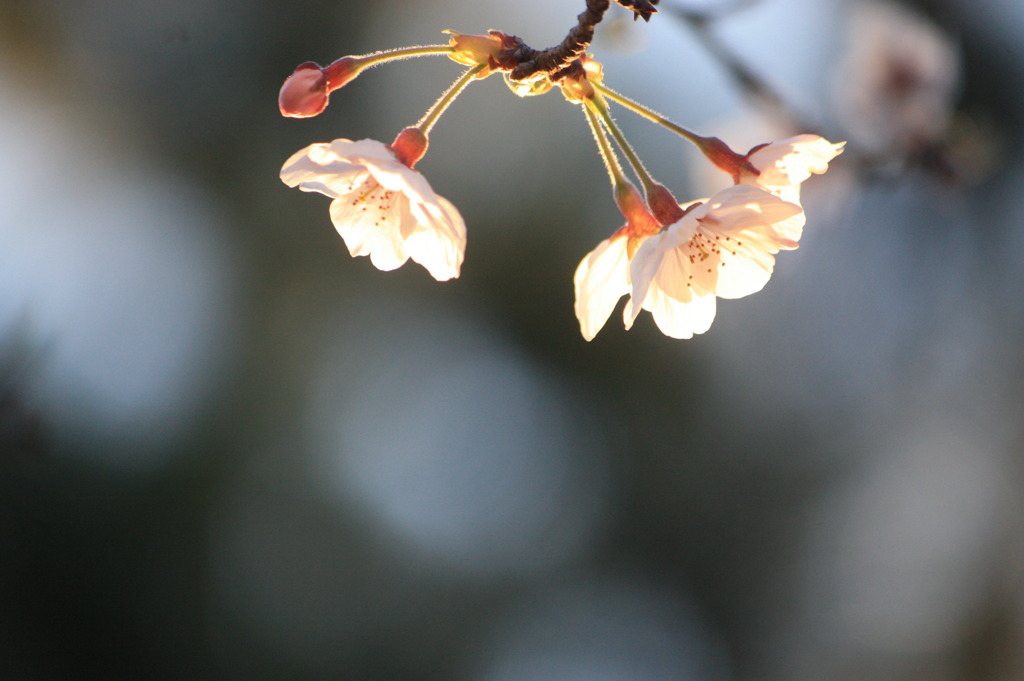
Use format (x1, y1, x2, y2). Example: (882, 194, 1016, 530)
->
(445, 30, 503, 77)
(560, 75, 595, 102)
(278, 57, 362, 118)
(390, 127, 429, 168)
(558, 71, 594, 103)
(579, 56, 603, 84)
(279, 62, 328, 118)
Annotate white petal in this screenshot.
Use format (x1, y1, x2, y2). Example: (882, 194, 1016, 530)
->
(279, 142, 364, 198)
(702, 185, 803, 235)
(404, 195, 467, 281)
(366, 158, 440, 208)
(640, 285, 717, 339)
(325, 138, 395, 165)
(282, 137, 468, 280)
(625, 231, 671, 329)
(749, 135, 845, 190)
(686, 185, 804, 299)
(329, 194, 409, 271)
(651, 241, 703, 301)
(764, 212, 806, 246)
(573, 234, 630, 341)
(705, 234, 776, 299)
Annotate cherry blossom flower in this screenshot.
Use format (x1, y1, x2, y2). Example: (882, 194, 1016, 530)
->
(626, 185, 804, 339)
(280, 137, 466, 281)
(716, 135, 845, 249)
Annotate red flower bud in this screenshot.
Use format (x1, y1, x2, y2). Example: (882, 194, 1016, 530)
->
(278, 57, 362, 118)
(279, 62, 328, 118)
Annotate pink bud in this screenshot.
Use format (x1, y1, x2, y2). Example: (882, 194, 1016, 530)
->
(278, 57, 362, 118)
(278, 62, 328, 118)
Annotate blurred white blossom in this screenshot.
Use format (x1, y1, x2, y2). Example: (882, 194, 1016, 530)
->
(833, 0, 961, 154)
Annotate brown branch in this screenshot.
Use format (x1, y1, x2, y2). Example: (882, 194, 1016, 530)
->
(506, 0, 659, 81)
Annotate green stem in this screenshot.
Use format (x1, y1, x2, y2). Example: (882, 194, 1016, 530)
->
(582, 102, 628, 189)
(356, 44, 454, 69)
(587, 94, 658, 195)
(416, 64, 486, 135)
(594, 82, 706, 148)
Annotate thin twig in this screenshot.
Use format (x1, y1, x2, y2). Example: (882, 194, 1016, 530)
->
(507, 0, 659, 81)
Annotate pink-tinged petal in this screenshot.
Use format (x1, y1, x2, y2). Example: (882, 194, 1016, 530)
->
(627, 228, 719, 337)
(767, 184, 802, 205)
(759, 209, 805, 246)
(404, 196, 467, 281)
(280, 142, 364, 197)
(747, 135, 845, 192)
(700, 233, 776, 299)
(624, 180, 809, 335)
(365, 159, 440, 208)
(574, 234, 630, 341)
(325, 138, 395, 165)
(624, 230, 670, 329)
(699, 185, 803, 235)
(663, 185, 803, 299)
(632, 285, 717, 339)
(650, 240, 703, 302)
(328, 193, 408, 271)
(608, 138, 836, 340)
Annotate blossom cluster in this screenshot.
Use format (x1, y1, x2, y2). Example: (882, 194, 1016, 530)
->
(277, 3, 843, 341)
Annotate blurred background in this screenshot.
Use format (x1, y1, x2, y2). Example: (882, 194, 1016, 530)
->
(2, 0, 1023, 679)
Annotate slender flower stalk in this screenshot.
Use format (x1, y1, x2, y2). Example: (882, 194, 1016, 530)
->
(582, 103, 628, 189)
(587, 93, 685, 225)
(593, 81, 750, 174)
(416, 64, 487, 135)
(353, 44, 455, 68)
(586, 95, 657, 197)
(594, 82, 704, 146)
(582, 103, 659, 247)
